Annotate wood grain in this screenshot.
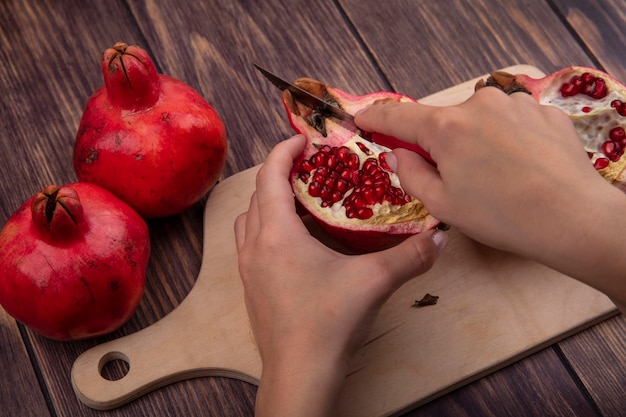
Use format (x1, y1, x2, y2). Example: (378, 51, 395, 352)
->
(402, 346, 601, 417)
(558, 315, 626, 417)
(0, 0, 624, 416)
(339, 0, 596, 99)
(551, 0, 626, 80)
(0, 311, 51, 417)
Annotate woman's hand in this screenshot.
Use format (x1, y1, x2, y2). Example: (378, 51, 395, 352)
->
(234, 135, 447, 417)
(355, 88, 626, 310)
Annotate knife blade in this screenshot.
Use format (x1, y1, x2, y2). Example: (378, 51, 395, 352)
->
(254, 64, 436, 166)
(254, 64, 354, 122)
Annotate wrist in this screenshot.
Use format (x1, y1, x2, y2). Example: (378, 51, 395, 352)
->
(528, 177, 626, 305)
(255, 346, 347, 417)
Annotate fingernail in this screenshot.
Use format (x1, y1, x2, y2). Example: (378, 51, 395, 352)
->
(385, 151, 398, 172)
(431, 230, 449, 254)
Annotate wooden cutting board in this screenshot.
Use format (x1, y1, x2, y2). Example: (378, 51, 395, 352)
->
(71, 65, 618, 417)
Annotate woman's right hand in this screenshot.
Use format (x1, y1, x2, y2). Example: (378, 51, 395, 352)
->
(355, 87, 626, 310)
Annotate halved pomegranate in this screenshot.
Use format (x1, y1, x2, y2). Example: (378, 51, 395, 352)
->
(476, 66, 626, 188)
(282, 78, 440, 253)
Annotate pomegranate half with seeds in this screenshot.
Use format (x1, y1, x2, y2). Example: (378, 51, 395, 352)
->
(282, 78, 440, 253)
(476, 66, 626, 188)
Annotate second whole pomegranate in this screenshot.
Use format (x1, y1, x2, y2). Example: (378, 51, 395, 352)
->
(73, 42, 228, 219)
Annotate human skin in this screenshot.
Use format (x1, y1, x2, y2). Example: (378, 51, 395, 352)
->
(355, 88, 626, 312)
(234, 87, 625, 416)
(234, 135, 447, 417)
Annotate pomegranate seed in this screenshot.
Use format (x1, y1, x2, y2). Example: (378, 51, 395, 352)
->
(610, 126, 625, 142)
(590, 79, 607, 99)
(361, 177, 374, 186)
(611, 100, 626, 116)
(312, 152, 325, 168)
(560, 83, 577, 97)
(330, 191, 343, 204)
(362, 158, 378, 174)
(301, 143, 412, 221)
(319, 186, 331, 200)
(560, 73, 608, 99)
(324, 177, 336, 190)
(308, 181, 322, 197)
(356, 142, 372, 155)
(594, 157, 610, 170)
(363, 187, 378, 205)
(582, 106, 592, 113)
(355, 207, 374, 219)
(602, 141, 623, 162)
(335, 179, 350, 193)
(325, 154, 338, 169)
(336, 146, 351, 162)
(347, 154, 360, 170)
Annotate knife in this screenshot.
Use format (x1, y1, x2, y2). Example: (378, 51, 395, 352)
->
(254, 64, 355, 122)
(254, 64, 436, 166)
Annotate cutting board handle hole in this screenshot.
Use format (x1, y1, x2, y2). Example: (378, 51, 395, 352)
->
(98, 351, 130, 381)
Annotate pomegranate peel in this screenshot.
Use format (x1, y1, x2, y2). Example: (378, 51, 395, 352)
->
(282, 78, 440, 253)
(477, 66, 626, 187)
(0, 182, 150, 340)
(74, 42, 228, 219)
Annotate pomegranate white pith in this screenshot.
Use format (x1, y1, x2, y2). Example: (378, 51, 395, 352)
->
(283, 78, 439, 253)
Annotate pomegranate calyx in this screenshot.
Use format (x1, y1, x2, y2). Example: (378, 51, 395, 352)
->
(102, 42, 161, 110)
(475, 71, 531, 95)
(31, 185, 85, 239)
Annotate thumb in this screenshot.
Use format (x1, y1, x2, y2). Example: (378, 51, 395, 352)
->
(369, 229, 448, 293)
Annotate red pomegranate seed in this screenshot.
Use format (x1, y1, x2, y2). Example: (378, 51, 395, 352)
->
(610, 126, 625, 142)
(336, 146, 351, 162)
(594, 157, 610, 170)
(582, 106, 592, 113)
(347, 154, 360, 170)
(325, 154, 338, 169)
(308, 181, 322, 197)
(356, 142, 372, 155)
(560, 73, 608, 99)
(355, 207, 374, 219)
(590, 79, 607, 99)
(602, 141, 623, 162)
(611, 100, 626, 116)
(299, 143, 411, 219)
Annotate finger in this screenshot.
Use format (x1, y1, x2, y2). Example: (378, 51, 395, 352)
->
(367, 229, 448, 295)
(255, 135, 306, 222)
(354, 101, 439, 151)
(233, 212, 247, 252)
(390, 148, 443, 207)
(234, 190, 261, 252)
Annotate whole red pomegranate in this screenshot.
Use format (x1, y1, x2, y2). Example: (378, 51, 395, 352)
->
(73, 42, 228, 218)
(282, 78, 440, 253)
(477, 66, 626, 188)
(0, 183, 150, 340)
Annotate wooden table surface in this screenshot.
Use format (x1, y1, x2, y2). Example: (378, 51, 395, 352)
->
(1, 1, 624, 416)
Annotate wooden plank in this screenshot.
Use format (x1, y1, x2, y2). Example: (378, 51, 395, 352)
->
(551, 0, 626, 81)
(70, 67, 617, 417)
(339, 0, 596, 99)
(558, 315, 626, 417)
(0, 310, 51, 417)
(0, 0, 405, 416)
(125, 0, 399, 174)
(0, 0, 219, 416)
(0, 0, 621, 416)
(402, 346, 600, 417)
